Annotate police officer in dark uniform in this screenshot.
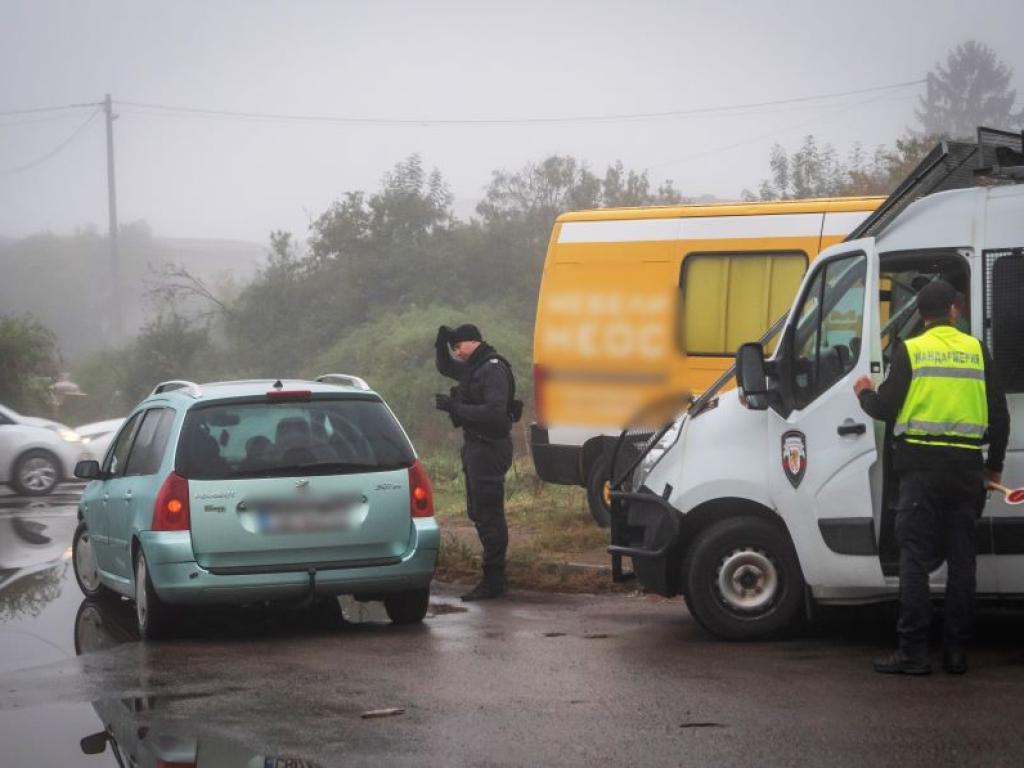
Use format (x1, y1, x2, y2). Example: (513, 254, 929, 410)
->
(434, 324, 517, 601)
(855, 280, 1009, 675)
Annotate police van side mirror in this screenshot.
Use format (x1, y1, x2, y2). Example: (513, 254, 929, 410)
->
(736, 342, 769, 410)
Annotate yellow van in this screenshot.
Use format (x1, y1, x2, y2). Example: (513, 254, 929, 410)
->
(529, 196, 883, 523)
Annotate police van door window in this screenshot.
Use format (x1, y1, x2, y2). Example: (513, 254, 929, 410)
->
(790, 253, 867, 410)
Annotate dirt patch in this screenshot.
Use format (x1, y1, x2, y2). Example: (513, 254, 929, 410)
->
(427, 455, 628, 594)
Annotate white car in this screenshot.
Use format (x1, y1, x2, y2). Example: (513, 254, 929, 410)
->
(76, 418, 125, 466)
(0, 403, 93, 495)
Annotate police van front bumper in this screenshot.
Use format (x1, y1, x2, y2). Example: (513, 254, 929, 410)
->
(607, 488, 683, 596)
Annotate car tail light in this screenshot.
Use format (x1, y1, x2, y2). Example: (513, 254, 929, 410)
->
(533, 363, 547, 425)
(267, 389, 312, 401)
(153, 471, 191, 531)
(408, 460, 434, 518)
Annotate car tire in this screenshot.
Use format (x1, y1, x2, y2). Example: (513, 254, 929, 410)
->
(11, 449, 61, 496)
(72, 521, 115, 599)
(585, 453, 612, 528)
(384, 588, 430, 625)
(683, 515, 805, 641)
(134, 548, 174, 640)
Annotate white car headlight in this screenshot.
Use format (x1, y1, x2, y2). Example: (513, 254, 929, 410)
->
(58, 427, 83, 443)
(633, 417, 685, 490)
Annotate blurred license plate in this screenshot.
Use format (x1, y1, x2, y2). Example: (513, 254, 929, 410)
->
(259, 507, 348, 534)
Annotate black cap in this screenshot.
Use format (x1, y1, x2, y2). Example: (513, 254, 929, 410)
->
(449, 323, 482, 343)
(917, 279, 957, 320)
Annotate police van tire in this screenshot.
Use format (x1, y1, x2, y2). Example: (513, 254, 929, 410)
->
(683, 516, 804, 641)
(585, 454, 612, 528)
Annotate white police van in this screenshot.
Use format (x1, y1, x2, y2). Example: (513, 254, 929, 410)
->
(608, 130, 1024, 639)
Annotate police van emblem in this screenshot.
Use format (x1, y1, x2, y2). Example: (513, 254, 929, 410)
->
(781, 431, 807, 488)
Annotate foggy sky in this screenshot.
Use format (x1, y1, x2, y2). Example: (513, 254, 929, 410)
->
(2, 0, 1023, 246)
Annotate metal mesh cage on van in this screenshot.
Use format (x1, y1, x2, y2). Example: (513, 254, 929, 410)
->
(984, 248, 1024, 393)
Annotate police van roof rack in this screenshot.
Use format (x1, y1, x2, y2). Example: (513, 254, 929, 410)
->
(315, 373, 370, 391)
(151, 380, 202, 398)
(847, 126, 1024, 242)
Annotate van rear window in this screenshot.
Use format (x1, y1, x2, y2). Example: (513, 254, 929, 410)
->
(177, 397, 415, 480)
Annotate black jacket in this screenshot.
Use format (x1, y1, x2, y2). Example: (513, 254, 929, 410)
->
(858, 325, 1010, 473)
(436, 342, 513, 440)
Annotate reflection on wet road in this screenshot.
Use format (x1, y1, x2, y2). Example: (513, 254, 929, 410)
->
(3, 486, 1024, 766)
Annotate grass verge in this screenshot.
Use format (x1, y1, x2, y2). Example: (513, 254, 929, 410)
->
(423, 452, 627, 594)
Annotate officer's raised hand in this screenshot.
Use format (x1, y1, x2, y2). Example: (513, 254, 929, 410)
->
(435, 325, 452, 351)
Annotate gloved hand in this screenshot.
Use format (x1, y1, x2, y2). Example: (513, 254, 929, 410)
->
(434, 393, 454, 412)
(435, 325, 452, 350)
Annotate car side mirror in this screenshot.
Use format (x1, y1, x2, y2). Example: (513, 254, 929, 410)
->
(736, 342, 769, 410)
(80, 731, 109, 755)
(74, 460, 101, 480)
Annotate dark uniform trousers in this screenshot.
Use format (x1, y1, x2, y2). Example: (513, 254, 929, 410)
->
(462, 435, 514, 586)
(894, 466, 985, 657)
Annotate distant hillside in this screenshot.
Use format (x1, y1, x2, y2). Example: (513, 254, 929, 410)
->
(0, 228, 267, 363)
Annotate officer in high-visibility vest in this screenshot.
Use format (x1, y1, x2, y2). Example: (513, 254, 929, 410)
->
(854, 279, 1009, 675)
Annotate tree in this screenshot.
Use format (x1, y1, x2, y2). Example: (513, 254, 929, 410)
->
(916, 41, 1024, 139)
(754, 134, 938, 200)
(0, 314, 59, 413)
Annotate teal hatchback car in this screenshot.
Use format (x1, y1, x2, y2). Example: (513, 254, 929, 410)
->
(72, 376, 438, 639)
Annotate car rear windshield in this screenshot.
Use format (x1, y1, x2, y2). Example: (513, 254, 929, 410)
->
(176, 396, 415, 480)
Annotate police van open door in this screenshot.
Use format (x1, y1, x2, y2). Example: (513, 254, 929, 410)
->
(758, 241, 889, 602)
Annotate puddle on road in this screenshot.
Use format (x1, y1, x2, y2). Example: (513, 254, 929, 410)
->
(0, 696, 328, 767)
(428, 602, 467, 616)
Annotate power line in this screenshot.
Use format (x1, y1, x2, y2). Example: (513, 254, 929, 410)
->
(649, 90, 917, 171)
(0, 101, 101, 118)
(0, 108, 102, 175)
(115, 78, 926, 127)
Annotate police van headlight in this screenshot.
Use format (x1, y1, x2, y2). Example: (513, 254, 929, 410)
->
(633, 417, 685, 490)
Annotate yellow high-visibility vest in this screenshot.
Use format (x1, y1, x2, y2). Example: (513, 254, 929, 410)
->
(894, 325, 988, 451)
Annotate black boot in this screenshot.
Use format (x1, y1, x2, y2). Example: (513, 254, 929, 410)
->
(460, 581, 505, 601)
(943, 648, 968, 674)
(872, 650, 932, 675)
(461, 564, 506, 601)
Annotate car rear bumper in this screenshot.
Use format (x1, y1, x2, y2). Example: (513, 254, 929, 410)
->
(139, 519, 439, 605)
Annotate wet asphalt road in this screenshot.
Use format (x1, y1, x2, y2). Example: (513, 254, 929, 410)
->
(2, 488, 1024, 767)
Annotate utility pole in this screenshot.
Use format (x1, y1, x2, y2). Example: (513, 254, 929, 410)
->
(103, 93, 122, 342)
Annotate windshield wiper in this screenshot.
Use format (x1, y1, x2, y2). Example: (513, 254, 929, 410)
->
(218, 461, 405, 479)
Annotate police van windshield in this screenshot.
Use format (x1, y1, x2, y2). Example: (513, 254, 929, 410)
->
(177, 397, 415, 480)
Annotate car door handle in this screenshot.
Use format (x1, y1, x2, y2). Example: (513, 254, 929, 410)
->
(123, 490, 132, 500)
(837, 421, 867, 436)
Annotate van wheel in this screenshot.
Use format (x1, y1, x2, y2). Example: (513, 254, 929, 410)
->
(683, 516, 804, 640)
(384, 588, 430, 625)
(585, 454, 612, 528)
(72, 521, 114, 599)
(12, 449, 60, 495)
(135, 549, 174, 640)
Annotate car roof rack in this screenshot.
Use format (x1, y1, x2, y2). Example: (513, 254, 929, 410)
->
(315, 373, 370, 391)
(150, 380, 203, 398)
(847, 126, 1024, 242)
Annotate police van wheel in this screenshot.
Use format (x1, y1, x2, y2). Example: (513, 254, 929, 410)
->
(585, 454, 612, 528)
(683, 516, 804, 640)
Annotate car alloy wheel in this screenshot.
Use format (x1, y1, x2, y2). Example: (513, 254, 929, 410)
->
(15, 451, 59, 495)
(75, 528, 101, 593)
(135, 556, 148, 630)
